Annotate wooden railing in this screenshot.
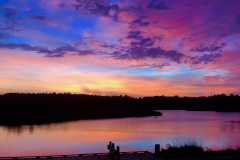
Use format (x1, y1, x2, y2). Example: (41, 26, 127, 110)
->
(0, 153, 110, 159)
(0, 142, 159, 160)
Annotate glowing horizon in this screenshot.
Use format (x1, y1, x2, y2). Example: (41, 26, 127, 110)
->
(1, 0, 240, 97)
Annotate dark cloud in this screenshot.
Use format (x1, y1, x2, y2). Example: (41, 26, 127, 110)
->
(151, 63, 170, 69)
(120, 5, 143, 15)
(130, 38, 154, 47)
(0, 32, 10, 39)
(187, 53, 222, 65)
(190, 43, 225, 52)
(30, 15, 48, 21)
(235, 13, 240, 25)
(147, 0, 171, 10)
(29, 15, 61, 22)
(123, 63, 149, 68)
(60, 1, 120, 21)
(60, 1, 144, 21)
(130, 19, 149, 27)
(126, 31, 143, 39)
(145, 48, 184, 63)
(77, 50, 95, 56)
(0, 8, 18, 32)
(113, 46, 185, 63)
(2, 8, 17, 18)
(160, 26, 173, 29)
(112, 51, 129, 60)
(123, 62, 170, 69)
(99, 43, 118, 49)
(0, 42, 95, 57)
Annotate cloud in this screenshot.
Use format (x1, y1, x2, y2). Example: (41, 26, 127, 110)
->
(130, 19, 149, 27)
(187, 53, 222, 65)
(112, 46, 185, 63)
(151, 63, 170, 69)
(123, 62, 170, 69)
(126, 31, 143, 39)
(147, 0, 171, 10)
(235, 13, 240, 25)
(130, 38, 154, 47)
(60, 1, 120, 21)
(99, 43, 118, 49)
(2, 8, 17, 19)
(159, 26, 173, 29)
(0, 32, 10, 39)
(190, 43, 225, 52)
(0, 8, 18, 32)
(145, 47, 184, 63)
(30, 15, 48, 21)
(120, 5, 143, 15)
(0, 42, 95, 57)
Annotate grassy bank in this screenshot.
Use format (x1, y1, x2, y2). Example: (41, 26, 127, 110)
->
(159, 141, 240, 159)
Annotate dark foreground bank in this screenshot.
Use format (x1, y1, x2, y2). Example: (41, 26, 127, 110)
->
(159, 143, 240, 159)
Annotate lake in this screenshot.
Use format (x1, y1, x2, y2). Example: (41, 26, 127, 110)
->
(0, 110, 240, 157)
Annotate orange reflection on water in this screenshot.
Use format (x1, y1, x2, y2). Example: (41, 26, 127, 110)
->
(0, 111, 240, 157)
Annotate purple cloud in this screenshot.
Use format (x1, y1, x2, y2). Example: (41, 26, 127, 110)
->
(130, 19, 149, 27)
(126, 31, 143, 39)
(99, 44, 118, 49)
(60, 1, 120, 21)
(151, 63, 170, 69)
(0, 43, 95, 57)
(190, 43, 225, 52)
(30, 15, 48, 21)
(112, 46, 185, 63)
(187, 53, 222, 65)
(0, 8, 18, 32)
(147, 0, 171, 10)
(124, 62, 170, 69)
(130, 38, 154, 47)
(0, 32, 10, 39)
(235, 13, 240, 25)
(120, 5, 143, 15)
(2, 8, 17, 18)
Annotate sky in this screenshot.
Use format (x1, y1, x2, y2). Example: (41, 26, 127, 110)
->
(0, 0, 240, 97)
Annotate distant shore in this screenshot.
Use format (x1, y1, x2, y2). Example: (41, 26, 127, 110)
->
(0, 92, 239, 125)
(0, 93, 163, 126)
(0, 109, 162, 126)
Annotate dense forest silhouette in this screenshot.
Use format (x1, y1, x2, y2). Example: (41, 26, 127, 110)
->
(0, 92, 239, 125)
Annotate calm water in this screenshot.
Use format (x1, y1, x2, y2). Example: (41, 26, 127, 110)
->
(1, 110, 240, 157)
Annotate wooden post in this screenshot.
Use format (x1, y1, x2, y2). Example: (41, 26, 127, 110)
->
(155, 144, 160, 156)
(117, 146, 120, 160)
(108, 141, 112, 155)
(112, 143, 115, 160)
(112, 143, 115, 149)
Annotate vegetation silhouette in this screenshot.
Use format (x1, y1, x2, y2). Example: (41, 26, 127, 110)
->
(0, 92, 239, 125)
(160, 141, 240, 159)
(0, 92, 162, 126)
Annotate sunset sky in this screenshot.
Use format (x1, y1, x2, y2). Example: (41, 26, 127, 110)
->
(0, 0, 240, 97)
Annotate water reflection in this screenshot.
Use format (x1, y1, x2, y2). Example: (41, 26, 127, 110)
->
(0, 110, 240, 157)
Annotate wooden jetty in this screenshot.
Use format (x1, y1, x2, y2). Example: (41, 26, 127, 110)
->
(0, 142, 163, 160)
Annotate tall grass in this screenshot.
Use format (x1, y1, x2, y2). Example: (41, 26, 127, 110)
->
(159, 139, 240, 159)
